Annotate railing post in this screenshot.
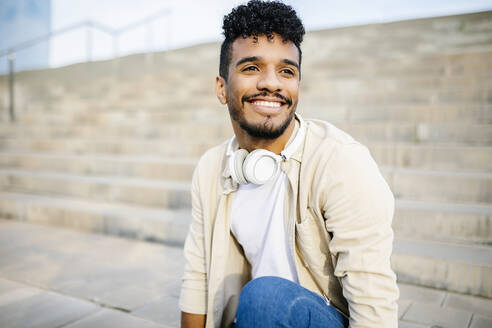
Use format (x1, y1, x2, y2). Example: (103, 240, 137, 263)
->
(86, 22, 93, 62)
(145, 22, 154, 68)
(8, 51, 15, 122)
(112, 33, 120, 76)
(113, 34, 119, 59)
(167, 13, 172, 49)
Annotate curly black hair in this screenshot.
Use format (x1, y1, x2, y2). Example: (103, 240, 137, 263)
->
(219, 0, 305, 80)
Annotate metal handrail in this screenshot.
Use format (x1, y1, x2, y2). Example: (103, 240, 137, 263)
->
(1, 8, 172, 122)
(0, 21, 110, 58)
(0, 7, 172, 58)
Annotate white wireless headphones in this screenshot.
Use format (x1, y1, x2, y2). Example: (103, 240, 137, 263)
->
(227, 114, 305, 185)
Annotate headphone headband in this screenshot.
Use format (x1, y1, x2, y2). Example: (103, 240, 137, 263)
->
(226, 113, 305, 185)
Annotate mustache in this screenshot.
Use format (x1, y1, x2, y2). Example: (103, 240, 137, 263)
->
(241, 92, 293, 107)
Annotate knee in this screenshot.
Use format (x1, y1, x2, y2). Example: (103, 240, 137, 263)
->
(238, 276, 286, 306)
(236, 277, 288, 326)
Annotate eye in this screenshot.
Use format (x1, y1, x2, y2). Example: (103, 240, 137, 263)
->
(280, 68, 295, 76)
(242, 65, 258, 72)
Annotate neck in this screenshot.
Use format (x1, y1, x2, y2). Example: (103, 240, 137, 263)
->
(231, 117, 296, 155)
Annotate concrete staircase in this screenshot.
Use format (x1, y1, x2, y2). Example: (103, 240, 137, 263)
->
(0, 11, 491, 300)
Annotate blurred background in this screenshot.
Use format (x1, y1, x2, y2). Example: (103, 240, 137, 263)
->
(1, 0, 492, 72)
(0, 1, 491, 327)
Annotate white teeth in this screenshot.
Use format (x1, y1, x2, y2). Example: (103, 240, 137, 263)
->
(252, 100, 282, 108)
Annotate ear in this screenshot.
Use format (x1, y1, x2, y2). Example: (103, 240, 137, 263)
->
(216, 76, 227, 104)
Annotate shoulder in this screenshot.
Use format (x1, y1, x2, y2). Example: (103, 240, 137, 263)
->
(302, 118, 389, 196)
(305, 118, 358, 147)
(302, 119, 394, 218)
(303, 118, 371, 170)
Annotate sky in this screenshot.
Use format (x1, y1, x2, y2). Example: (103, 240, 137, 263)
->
(49, 0, 492, 67)
(3, 0, 492, 70)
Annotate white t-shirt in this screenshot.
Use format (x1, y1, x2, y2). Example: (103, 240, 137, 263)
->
(230, 169, 299, 283)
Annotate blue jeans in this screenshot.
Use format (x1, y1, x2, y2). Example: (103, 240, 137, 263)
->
(234, 276, 349, 328)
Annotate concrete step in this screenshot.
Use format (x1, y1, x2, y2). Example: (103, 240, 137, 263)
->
(0, 169, 191, 209)
(74, 73, 492, 94)
(304, 50, 492, 78)
(18, 103, 223, 118)
(394, 199, 492, 245)
(12, 103, 492, 128)
(1, 152, 490, 242)
(397, 283, 492, 328)
(16, 100, 488, 129)
(27, 120, 492, 146)
(2, 122, 491, 145)
(3, 13, 490, 106)
(0, 152, 196, 181)
(19, 106, 226, 123)
(13, 50, 491, 108)
(60, 73, 492, 101)
(370, 142, 492, 172)
(2, 151, 489, 244)
(21, 48, 492, 95)
(303, 74, 492, 94)
(2, 153, 488, 204)
(0, 121, 235, 140)
(392, 238, 492, 298)
(10, 53, 492, 116)
(340, 123, 492, 145)
(14, 93, 219, 115)
(0, 191, 191, 246)
(18, 58, 492, 96)
(0, 152, 492, 203)
(300, 87, 492, 106)
(324, 104, 492, 124)
(1, 190, 490, 299)
(382, 167, 492, 204)
(19, 84, 492, 114)
(0, 137, 215, 157)
(13, 106, 230, 129)
(1, 138, 490, 171)
(3, 220, 492, 328)
(306, 14, 492, 58)
(0, 220, 185, 327)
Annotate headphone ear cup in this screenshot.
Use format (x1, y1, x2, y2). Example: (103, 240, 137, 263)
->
(230, 149, 249, 184)
(243, 149, 279, 185)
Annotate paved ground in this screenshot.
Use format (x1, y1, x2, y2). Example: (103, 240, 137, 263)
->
(0, 219, 491, 328)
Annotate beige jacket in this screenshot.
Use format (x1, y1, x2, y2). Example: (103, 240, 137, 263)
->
(179, 118, 399, 327)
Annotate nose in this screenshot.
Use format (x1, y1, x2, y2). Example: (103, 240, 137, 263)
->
(256, 67, 282, 92)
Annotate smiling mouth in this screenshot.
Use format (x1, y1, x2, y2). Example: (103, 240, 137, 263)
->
(242, 92, 292, 108)
(250, 100, 283, 108)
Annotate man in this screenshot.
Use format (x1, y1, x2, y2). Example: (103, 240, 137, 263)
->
(180, 1, 399, 327)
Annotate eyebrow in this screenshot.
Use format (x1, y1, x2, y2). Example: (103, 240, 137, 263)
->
(235, 56, 300, 70)
(283, 58, 299, 70)
(235, 56, 260, 67)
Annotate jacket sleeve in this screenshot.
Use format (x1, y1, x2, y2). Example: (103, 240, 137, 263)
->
(179, 165, 208, 314)
(322, 144, 399, 328)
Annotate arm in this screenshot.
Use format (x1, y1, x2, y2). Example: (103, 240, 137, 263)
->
(181, 312, 206, 328)
(323, 144, 399, 328)
(179, 167, 208, 323)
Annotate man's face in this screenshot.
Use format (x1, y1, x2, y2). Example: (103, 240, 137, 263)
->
(216, 33, 300, 139)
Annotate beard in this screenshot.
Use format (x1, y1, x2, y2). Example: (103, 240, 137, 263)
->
(227, 92, 296, 140)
